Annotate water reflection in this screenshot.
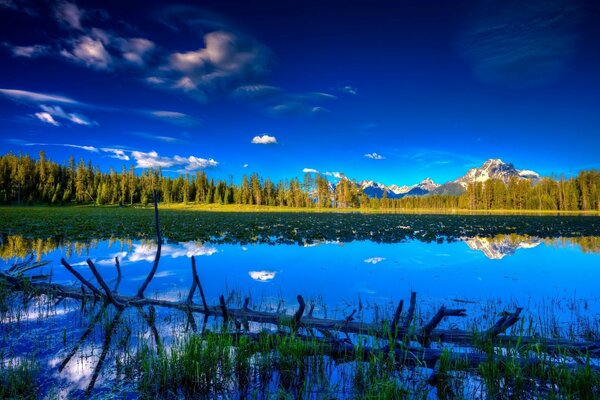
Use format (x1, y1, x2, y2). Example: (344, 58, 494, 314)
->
(3, 234, 600, 263)
(1, 234, 599, 310)
(2, 233, 600, 397)
(249, 270, 277, 282)
(464, 235, 541, 259)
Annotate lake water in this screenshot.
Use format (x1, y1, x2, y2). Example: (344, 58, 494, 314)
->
(2, 233, 599, 324)
(1, 215, 600, 398)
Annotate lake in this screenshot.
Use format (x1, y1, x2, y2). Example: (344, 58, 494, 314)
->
(1, 211, 599, 398)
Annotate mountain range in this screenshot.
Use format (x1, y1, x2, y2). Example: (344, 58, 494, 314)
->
(358, 159, 540, 198)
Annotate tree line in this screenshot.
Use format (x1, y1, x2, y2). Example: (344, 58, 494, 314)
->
(0, 151, 598, 211)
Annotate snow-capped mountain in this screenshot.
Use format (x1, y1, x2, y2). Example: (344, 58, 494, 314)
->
(351, 159, 540, 199)
(359, 178, 440, 199)
(453, 159, 540, 188)
(360, 180, 390, 198)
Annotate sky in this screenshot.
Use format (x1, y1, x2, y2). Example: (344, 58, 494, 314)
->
(0, 0, 599, 186)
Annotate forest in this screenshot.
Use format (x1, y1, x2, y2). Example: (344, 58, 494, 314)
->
(1, 151, 599, 211)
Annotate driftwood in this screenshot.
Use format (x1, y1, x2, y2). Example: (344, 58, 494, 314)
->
(2, 189, 600, 395)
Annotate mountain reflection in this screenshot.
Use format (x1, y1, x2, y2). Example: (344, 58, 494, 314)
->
(464, 235, 541, 259)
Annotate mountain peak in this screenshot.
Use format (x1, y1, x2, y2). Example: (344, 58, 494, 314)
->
(454, 159, 539, 188)
(483, 158, 504, 165)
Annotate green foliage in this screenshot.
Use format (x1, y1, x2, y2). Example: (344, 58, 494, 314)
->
(0, 355, 39, 400)
(2, 151, 598, 211)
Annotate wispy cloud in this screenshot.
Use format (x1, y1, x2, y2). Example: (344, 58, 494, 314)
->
(234, 85, 335, 116)
(400, 148, 479, 170)
(4, 2, 337, 115)
(0, 88, 80, 105)
(324, 171, 343, 179)
(61, 34, 113, 70)
(39, 105, 97, 126)
(251, 134, 277, 145)
(33, 112, 60, 126)
(338, 85, 357, 95)
(101, 148, 129, 160)
(365, 152, 385, 160)
(10, 44, 50, 58)
(458, 0, 582, 87)
(25, 142, 99, 153)
(131, 131, 183, 143)
(54, 1, 85, 30)
(146, 110, 201, 127)
(364, 257, 386, 265)
(302, 168, 342, 179)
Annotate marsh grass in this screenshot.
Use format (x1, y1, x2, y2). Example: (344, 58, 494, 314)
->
(0, 354, 39, 399)
(1, 282, 599, 399)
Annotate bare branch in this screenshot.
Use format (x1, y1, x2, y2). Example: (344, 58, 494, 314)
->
(403, 292, 417, 328)
(86, 259, 125, 308)
(60, 258, 103, 298)
(391, 299, 404, 332)
(191, 255, 209, 312)
(136, 190, 162, 299)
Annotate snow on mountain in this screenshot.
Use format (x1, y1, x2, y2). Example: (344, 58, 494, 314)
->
(415, 177, 440, 192)
(355, 159, 539, 199)
(359, 178, 440, 198)
(453, 159, 540, 188)
(388, 184, 412, 195)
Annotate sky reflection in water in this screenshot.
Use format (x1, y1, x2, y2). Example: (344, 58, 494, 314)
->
(2, 235, 599, 316)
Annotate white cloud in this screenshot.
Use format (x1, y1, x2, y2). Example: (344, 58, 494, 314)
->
(147, 110, 200, 126)
(11, 45, 49, 58)
(251, 134, 277, 145)
(339, 85, 358, 95)
(61, 35, 113, 70)
(243, 164, 249, 168)
(68, 113, 94, 125)
(131, 132, 182, 143)
(26, 142, 99, 152)
(54, 1, 85, 30)
(65, 144, 98, 152)
(233, 85, 336, 116)
(34, 112, 60, 126)
(364, 257, 386, 264)
(146, 30, 272, 102)
(118, 37, 155, 66)
(175, 155, 219, 172)
(101, 148, 129, 161)
(323, 171, 343, 179)
(131, 150, 175, 168)
(39, 105, 97, 126)
(0, 88, 79, 104)
(302, 168, 342, 178)
(365, 152, 385, 160)
(131, 150, 218, 171)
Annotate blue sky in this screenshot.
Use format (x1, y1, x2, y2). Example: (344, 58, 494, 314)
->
(0, 0, 599, 185)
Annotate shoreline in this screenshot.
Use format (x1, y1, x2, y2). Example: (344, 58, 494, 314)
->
(2, 204, 599, 216)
